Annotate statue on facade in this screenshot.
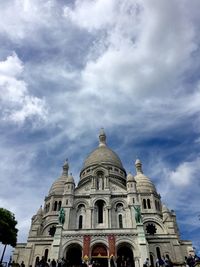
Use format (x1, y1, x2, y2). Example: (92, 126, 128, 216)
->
(134, 205, 142, 223)
(59, 207, 65, 225)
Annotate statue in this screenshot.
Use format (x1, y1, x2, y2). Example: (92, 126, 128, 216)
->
(133, 205, 142, 223)
(58, 207, 65, 225)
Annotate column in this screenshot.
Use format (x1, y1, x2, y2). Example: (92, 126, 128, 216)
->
(137, 224, 149, 267)
(83, 235, 91, 261)
(107, 206, 111, 228)
(108, 235, 116, 257)
(49, 225, 63, 260)
(90, 208, 94, 228)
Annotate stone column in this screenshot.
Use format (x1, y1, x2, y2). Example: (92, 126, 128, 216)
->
(108, 235, 116, 257)
(136, 223, 149, 267)
(83, 235, 91, 260)
(107, 206, 111, 228)
(92, 177, 96, 189)
(49, 225, 63, 260)
(129, 206, 134, 228)
(105, 176, 109, 188)
(105, 206, 110, 227)
(90, 208, 94, 228)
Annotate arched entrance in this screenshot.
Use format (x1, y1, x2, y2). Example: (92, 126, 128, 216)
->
(91, 243, 108, 267)
(117, 244, 135, 267)
(66, 244, 82, 267)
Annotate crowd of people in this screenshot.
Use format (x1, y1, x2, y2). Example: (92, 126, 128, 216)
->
(35, 257, 67, 267)
(8, 253, 200, 267)
(143, 255, 173, 267)
(185, 254, 200, 267)
(143, 253, 200, 267)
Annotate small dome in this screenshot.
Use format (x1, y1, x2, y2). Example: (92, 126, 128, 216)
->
(135, 158, 141, 165)
(134, 158, 157, 193)
(37, 206, 43, 216)
(135, 173, 157, 193)
(127, 172, 135, 182)
(82, 129, 124, 170)
(49, 175, 66, 195)
(162, 204, 170, 213)
(49, 159, 71, 195)
(67, 173, 75, 183)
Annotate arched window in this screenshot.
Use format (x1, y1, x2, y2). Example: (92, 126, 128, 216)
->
(156, 247, 161, 259)
(53, 201, 57, 211)
(79, 215, 83, 229)
(44, 249, 48, 262)
(96, 200, 104, 223)
(155, 200, 158, 210)
(49, 225, 56, 237)
(157, 201, 160, 211)
(119, 214, 123, 228)
(77, 204, 85, 229)
(58, 201, 62, 211)
(147, 199, 151, 209)
(143, 199, 147, 209)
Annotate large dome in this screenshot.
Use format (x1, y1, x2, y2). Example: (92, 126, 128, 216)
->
(83, 146, 124, 169)
(82, 129, 124, 170)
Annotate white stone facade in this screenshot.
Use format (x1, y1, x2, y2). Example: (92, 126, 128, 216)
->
(13, 130, 194, 267)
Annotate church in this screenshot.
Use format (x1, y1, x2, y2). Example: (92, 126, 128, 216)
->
(13, 129, 193, 267)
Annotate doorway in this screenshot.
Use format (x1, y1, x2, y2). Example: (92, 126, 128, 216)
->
(66, 244, 82, 267)
(91, 243, 108, 267)
(117, 244, 135, 267)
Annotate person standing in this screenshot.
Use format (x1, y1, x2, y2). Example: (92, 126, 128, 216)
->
(143, 258, 149, 267)
(50, 260, 56, 267)
(110, 256, 116, 267)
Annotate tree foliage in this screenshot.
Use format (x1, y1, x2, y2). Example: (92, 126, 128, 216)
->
(0, 208, 18, 247)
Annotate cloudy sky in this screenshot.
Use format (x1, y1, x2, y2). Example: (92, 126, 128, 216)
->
(0, 0, 200, 261)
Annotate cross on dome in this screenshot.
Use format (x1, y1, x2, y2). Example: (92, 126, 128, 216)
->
(135, 158, 143, 174)
(99, 128, 107, 147)
(62, 158, 69, 176)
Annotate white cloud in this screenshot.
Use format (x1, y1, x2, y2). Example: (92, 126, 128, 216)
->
(0, 0, 200, 256)
(0, 0, 57, 41)
(78, 0, 197, 100)
(0, 53, 48, 124)
(63, 0, 117, 31)
(168, 158, 200, 186)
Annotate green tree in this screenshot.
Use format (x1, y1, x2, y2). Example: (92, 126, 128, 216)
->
(0, 208, 18, 264)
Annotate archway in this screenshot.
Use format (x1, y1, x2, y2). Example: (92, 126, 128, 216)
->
(66, 244, 82, 267)
(91, 243, 108, 267)
(117, 244, 135, 267)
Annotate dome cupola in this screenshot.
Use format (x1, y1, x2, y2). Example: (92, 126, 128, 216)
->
(49, 159, 70, 195)
(67, 173, 75, 183)
(82, 129, 125, 172)
(127, 172, 135, 182)
(134, 158, 157, 193)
